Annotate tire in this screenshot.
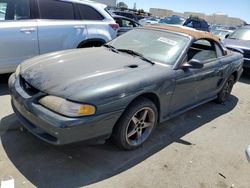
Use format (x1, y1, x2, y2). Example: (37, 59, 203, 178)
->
(216, 75, 235, 104)
(112, 97, 158, 150)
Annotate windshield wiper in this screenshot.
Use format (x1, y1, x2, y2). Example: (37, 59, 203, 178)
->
(117, 49, 155, 65)
(103, 44, 118, 53)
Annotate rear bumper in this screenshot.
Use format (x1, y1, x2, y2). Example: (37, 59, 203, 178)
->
(9, 74, 123, 145)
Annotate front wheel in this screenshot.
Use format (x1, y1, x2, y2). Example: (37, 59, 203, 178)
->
(216, 75, 235, 104)
(112, 98, 158, 150)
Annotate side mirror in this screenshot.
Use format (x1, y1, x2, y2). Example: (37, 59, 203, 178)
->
(182, 59, 204, 69)
(225, 34, 230, 39)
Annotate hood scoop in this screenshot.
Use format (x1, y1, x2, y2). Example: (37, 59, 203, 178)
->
(127, 64, 139, 69)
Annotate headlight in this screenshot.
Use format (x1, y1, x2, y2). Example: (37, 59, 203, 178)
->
(15, 65, 21, 77)
(39, 96, 96, 117)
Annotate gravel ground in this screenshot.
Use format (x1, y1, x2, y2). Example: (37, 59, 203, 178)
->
(0, 73, 250, 188)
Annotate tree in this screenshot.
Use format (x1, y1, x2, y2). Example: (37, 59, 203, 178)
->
(138, 9, 145, 14)
(117, 2, 128, 9)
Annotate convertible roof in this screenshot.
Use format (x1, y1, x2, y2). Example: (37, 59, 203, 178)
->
(145, 25, 220, 43)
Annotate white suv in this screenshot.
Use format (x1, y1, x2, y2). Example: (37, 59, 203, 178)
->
(0, 0, 119, 74)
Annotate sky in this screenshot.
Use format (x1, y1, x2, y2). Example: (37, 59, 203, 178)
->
(120, 0, 250, 23)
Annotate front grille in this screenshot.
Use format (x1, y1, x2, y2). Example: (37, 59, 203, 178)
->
(19, 76, 39, 96)
(242, 49, 250, 59)
(227, 47, 250, 59)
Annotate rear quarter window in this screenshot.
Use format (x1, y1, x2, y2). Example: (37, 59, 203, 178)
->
(78, 4, 104, 20)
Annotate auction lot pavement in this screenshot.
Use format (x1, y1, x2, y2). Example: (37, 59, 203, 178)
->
(0, 73, 250, 188)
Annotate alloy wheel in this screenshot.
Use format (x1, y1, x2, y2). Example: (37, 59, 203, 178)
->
(221, 79, 234, 101)
(125, 107, 156, 146)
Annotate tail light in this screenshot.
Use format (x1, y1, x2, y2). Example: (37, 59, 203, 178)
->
(109, 23, 119, 30)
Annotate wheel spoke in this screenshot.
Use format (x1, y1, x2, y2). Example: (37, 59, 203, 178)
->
(136, 129, 142, 139)
(127, 128, 137, 138)
(142, 122, 153, 129)
(132, 116, 139, 125)
(141, 110, 148, 121)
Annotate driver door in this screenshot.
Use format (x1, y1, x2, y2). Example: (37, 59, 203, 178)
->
(169, 39, 223, 116)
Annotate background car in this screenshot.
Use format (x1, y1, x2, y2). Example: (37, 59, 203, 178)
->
(210, 24, 237, 33)
(183, 17, 210, 31)
(111, 10, 139, 22)
(222, 26, 250, 69)
(113, 15, 141, 36)
(211, 29, 234, 39)
(9, 25, 243, 150)
(0, 0, 119, 74)
(155, 15, 209, 32)
(158, 15, 186, 25)
(139, 17, 160, 25)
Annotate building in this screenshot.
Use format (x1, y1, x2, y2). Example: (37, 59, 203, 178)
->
(91, 0, 116, 7)
(206, 13, 244, 26)
(149, 8, 173, 17)
(149, 8, 245, 26)
(184, 12, 206, 19)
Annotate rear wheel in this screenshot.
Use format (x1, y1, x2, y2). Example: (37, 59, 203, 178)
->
(216, 75, 235, 104)
(112, 98, 158, 150)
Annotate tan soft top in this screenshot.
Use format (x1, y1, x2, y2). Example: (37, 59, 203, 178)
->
(145, 25, 220, 43)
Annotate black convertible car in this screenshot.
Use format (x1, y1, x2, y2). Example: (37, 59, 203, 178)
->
(9, 25, 243, 150)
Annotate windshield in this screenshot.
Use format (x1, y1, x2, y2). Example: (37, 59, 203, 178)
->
(108, 29, 189, 65)
(229, 28, 250, 41)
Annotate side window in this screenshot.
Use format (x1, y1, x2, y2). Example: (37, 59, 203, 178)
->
(185, 20, 193, 28)
(38, 0, 74, 20)
(215, 43, 224, 57)
(78, 4, 104, 20)
(0, 0, 31, 21)
(0, 1, 7, 20)
(187, 39, 217, 63)
(193, 21, 201, 29)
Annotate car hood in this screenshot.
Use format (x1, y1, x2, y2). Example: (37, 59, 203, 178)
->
(20, 47, 157, 101)
(223, 38, 250, 50)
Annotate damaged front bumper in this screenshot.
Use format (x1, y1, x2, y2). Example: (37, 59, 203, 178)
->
(246, 145, 250, 163)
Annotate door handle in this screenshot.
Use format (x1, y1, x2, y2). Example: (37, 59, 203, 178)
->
(74, 25, 85, 29)
(20, 28, 36, 33)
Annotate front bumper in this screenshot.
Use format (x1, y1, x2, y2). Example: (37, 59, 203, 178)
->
(243, 58, 250, 69)
(246, 146, 250, 164)
(9, 74, 123, 145)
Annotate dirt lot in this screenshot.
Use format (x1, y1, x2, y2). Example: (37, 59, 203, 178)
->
(0, 73, 250, 188)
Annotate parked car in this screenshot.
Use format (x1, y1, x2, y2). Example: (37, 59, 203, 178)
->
(9, 25, 243, 150)
(113, 15, 141, 36)
(222, 26, 250, 69)
(111, 11, 139, 22)
(183, 17, 210, 31)
(0, 0, 118, 74)
(212, 29, 234, 39)
(210, 24, 237, 33)
(139, 17, 160, 25)
(158, 15, 186, 25)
